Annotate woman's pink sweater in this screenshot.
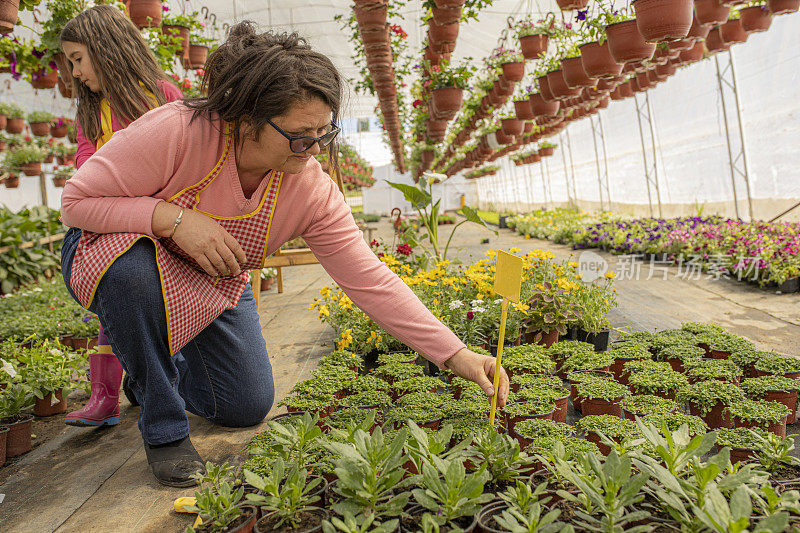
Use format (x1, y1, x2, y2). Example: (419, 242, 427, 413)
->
(61, 102, 466, 367)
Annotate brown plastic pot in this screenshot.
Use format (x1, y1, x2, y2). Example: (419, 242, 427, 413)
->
(705, 27, 731, 52)
(500, 117, 525, 136)
(729, 446, 757, 465)
(679, 41, 706, 62)
(186, 44, 209, 69)
(501, 61, 525, 82)
(513, 98, 535, 120)
(734, 414, 787, 438)
(687, 15, 712, 40)
(34, 389, 67, 417)
(762, 389, 798, 424)
(520, 34, 548, 59)
(431, 87, 463, 118)
(50, 124, 68, 138)
(739, 5, 772, 31)
(606, 20, 657, 63)
(529, 93, 560, 117)
(354, 2, 387, 29)
(29, 122, 50, 136)
(708, 349, 731, 360)
(547, 69, 581, 99)
(555, 0, 589, 9)
(523, 329, 559, 347)
(580, 41, 624, 78)
(694, 0, 730, 25)
(198, 504, 257, 533)
(719, 19, 748, 43)
(562, 56, 597, 88)
(551, 387, 571, 423)
(20, 162, 42, 177)
(428, 21, 459, 48)
(5, 117, 24, 134)
(0, 0, 21, 34)
(0, 426, 8, 467)
(505, 405, 555, 433)
(127, 0, 163, 28)
(432, 4, 462, 25)
(536, 75, 557, 102)
(688, 400, 733, 428)
(581, 396, 625, 418)
(623, 405, 678, 421)
(633, 0, 694, 42)
(255, 507, 328, 533)
(162, 25, 190, 60)
(767, 0, 800, 14)
(1, 414, 33, 457)
(4, 175, 19, 188)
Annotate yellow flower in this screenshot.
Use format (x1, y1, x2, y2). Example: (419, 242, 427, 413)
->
(338, 329, 354, 350)
(484, 250, 497, 259)
(509, 247, 521, 254)
(568, 261, 579, 268)
(319, 286, 332, 297)
(604, 271, 616, 279)
(318, 305, 330, 318)
(525, 234, 531, 239)
(308, 299, 319, 310)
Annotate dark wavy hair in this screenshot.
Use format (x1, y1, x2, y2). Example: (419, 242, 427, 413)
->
(185, 21, 344, 172)
(60, 5, 173, 144)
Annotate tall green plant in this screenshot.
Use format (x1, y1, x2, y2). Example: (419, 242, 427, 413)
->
(386, 177, 496, 262)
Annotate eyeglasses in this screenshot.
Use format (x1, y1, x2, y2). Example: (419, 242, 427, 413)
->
(266, 118, 340, 153)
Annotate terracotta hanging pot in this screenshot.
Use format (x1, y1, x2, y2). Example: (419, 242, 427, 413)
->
(501, 61, 525, 82)
(547, 69, 581, 100)
(0, 0, 20, 33)
(50, 124, 68, 138)
(668, 38, 695, 52)
(687, 14, 712, 40)
(739, 5, 772, 31)
(537, 75, 557, 102)
(429, 21, 459, 49)
(767, 0, 800, 14)
(354, 2, 387, 30)
(433, 0, 465, 7)
(31, 69, 58, 89)
(20, 161, 42, 176)
(431, 4, 462, 25)
(529, 92, 560, 116)
(500, 117, 525, 136)
(29, 122, 50, 137)
(6, 117, 23, 133)
(184, 44, 209, 69)
(679, 40, 706, 62)
(655, 61, 677, 79)
(606, 20, 657, 63)
(719, 18, 748, 43)
(562, 56, 598, 88)
(633, 0, 694, 42)
(580, 41, 623, 78)
(514, 98, 535, 120)
(694, 0, 731, 25)
(431, 86, 463, 119)
(555, 0, 589, 10)
(361, 24, 389, 45)
(519, 34, 549, 59)
(162, 24, 190, 61)
(4, 174, 19, 188)
(52, 176, 67, 188)
(126, 0, 163, 28)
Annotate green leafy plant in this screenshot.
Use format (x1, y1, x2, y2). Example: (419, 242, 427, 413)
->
(503, 344, 555, 375)
(576, 379, 629, 401)
(185, 462, 244, 533)
(325, 426, 412, 523)
(640, 413, 709, 436)
(412, 455, 493, 529)
(372, 362, 424, 382)
(660, 344, 705, 363)
(715, 427, 770, 449)
(245, 458, 322, 529)
(26, 110, 54, 124)
(503, 400, 555, 418)
(513, 419, 573, 441)
(749, 431, 800, 474)
(524, 281, 579, 338)
(627, 369, 688, 397)
(621, 394, 678, 416)
(322, 512, 399, 533)
(725, 399, 789, 426)
(466, 427, 531, 489)
(511, 374, 563, 391)
(576, 415, 640, 446)
(318, 349, 364, 369)
(677, 380, 745, 415)
(428, 58, 474, 90)
(493, 482, 568, 533)
(684, 359, 742, 383)
(0, 103, 25, 119)
(754, 354, 800, 376)
(3, 145, 46, 169)
(385, 177, 496, 262)
(340, 390, 392, 408)
(247, 412, 322, 469)
(560, 350, 615, 374)
(16, 341, 86, 399)
(553, 449, 651, 533)
(0, 381, 34, 419)
(740, 375, 800, 400)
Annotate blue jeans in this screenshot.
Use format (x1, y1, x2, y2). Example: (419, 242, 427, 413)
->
(61, 228, 275, 444)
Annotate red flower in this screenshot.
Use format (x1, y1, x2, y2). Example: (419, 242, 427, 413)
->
(412, 99, 423, 108)
(467, 311, 474, 320)
(396, 244, 413, 256)
(370, 239, 379, 248)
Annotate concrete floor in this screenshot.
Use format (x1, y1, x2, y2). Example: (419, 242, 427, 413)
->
(0, 216, 798, 532)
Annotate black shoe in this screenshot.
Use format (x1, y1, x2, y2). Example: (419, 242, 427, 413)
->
(122, 374, 139, 407)
(144, 436, 205, 488)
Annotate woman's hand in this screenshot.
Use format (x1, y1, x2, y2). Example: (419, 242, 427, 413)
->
(444, 348, 509, 407)
(152, 202, 246, 277)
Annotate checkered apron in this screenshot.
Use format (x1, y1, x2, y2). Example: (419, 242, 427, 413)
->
(70, 128, 283, 355)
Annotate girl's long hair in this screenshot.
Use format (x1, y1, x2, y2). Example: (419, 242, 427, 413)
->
(60, 5, 173, 144)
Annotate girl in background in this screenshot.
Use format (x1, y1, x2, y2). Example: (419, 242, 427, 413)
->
(60, 4, 183, 427)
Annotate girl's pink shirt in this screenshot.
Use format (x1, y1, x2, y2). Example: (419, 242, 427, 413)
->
(61, 102, 466, 368)
(74, 80, 184, 169)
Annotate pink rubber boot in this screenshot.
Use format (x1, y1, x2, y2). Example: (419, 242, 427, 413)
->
(65, 328, 123, 426)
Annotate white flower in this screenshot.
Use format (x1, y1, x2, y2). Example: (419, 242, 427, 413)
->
(1, 358, 17, 378)
(32, 288, 43, 292)
(49, 348, 63, 357)
(471, 299, 484, 306)
(472, 306, 486, 313)
(448, 300, 464, 310)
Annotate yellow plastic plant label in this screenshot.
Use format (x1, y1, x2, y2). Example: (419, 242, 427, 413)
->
(493, 250, 523, 303)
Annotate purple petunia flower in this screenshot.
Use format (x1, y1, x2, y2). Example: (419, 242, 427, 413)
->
(576, 10, 588, 21)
